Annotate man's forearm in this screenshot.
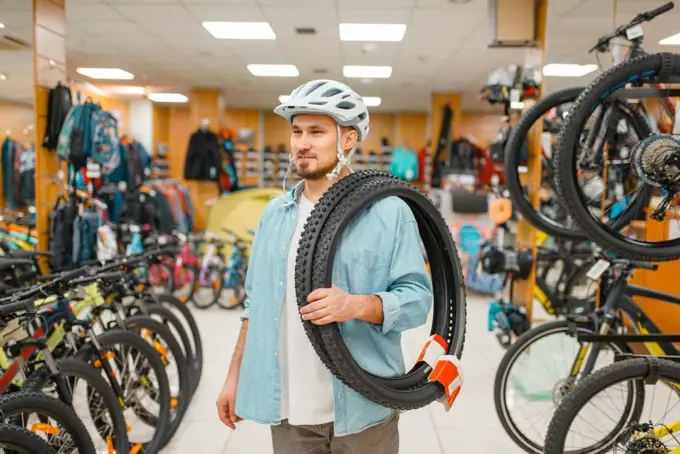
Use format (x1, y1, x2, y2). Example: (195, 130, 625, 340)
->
(227, 319, 249, 377)
(352, 295, 384, 325)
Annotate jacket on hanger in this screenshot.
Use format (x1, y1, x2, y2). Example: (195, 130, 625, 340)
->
(43, 82, 73, 150)
(184, 128, 222, 181)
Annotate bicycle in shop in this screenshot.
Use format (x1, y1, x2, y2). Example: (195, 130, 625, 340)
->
(503, 2, 678, 245)
(0, 239, 205, 453)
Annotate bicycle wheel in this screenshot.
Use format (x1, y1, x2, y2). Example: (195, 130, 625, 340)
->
(191, 264, 222, 309)
(296, 171, 467, 410)
(78, 329, 172, 454)
(154, 293, 204, 395)
(0, 391, 96, 454)
(505, 87, 589, 240)
(122, 315, 190, 448)
(140, 301, 200, 396)
(554, 53, 680, 261)
(0, 423, 57, 453)
(494, 319, 632, 453)
(216, 268, 246, 310)
(544, 357, 680, 454)
(22, 358, 130, 454)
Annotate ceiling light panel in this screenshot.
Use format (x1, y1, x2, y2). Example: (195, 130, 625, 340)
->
(202, 21, 276, 40)
(76, 68, 135, 80)
(148, 93, 189, 103)
(248, 64, 299, 77)
(343, 65, 392, 78)
(339, 23, 406, 42)
(542, 64, 597, 77)
(660, 33, 680, 45)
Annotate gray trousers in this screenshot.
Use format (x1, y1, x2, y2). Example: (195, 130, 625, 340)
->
(271, 412, 399, 454)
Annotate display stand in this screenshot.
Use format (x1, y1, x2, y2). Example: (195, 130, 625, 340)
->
(510, 0, 547, 324)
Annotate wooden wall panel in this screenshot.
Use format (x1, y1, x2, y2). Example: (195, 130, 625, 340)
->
(223, 109, 260, 149)
(363, 113, 395, 152)
(459, 113, 504, 149)
(395, 113, 427, 150)
(152, 105, 170, 153)
(264, 112, 291, 150)
(34, 0, 65, 255)
(0, 102, 36, 147)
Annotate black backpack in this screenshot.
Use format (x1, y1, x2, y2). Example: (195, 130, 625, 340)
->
(49, 199, 78, 271)
(43, 82, 73, 150)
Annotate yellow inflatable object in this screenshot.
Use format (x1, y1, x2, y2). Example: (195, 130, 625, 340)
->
(205, 188, 283, 254)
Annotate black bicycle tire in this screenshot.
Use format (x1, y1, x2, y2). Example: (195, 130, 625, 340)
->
(504, 87, 589, 240)
(0, 391, 96, 454)
(139, 302, 199, 396)
(554, 53, 680, 261)
(86, 329, 172, 454)
(296, 169, 395, 379)
(187, 266, 216, 309)
(0, 423, 57, 453)
(191, 265, 223, 309)
(544, 357, 680, 454)
(154, 293, 204, 395)
(295, 171, 467, 410)
(493, 319, 633, 453)
(23, 358, 130, 453)
(122, 315, 190, 448)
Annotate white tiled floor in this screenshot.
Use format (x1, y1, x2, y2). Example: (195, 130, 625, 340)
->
(162, 294, 527, 454)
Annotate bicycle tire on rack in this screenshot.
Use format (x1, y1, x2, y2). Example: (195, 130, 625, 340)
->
(493, 319, 633, 453)
(139, 301, 200, 396)
(77, 329, 172, 454)
(154, 293, 204, 394)
(21, 357, 130, 454)
(295, 171, 467, 410)
(504, 87, 589, 240)
(544, 357, 679, 454)
(0, 422, 57, 453)
(555, 53, 677, 261)
(122, 315, 190, 448)
(0, 391, 97, 454)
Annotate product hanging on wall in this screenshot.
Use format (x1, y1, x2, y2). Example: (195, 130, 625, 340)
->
(42, 81, 73, 150)
(2, 136, 35, 209)
(183, 120, 223, 191)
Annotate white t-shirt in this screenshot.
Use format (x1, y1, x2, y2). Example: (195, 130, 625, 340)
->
(279, 194, 335, 425)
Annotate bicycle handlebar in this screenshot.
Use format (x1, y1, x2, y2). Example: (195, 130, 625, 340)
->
(589, 1, 674, 53)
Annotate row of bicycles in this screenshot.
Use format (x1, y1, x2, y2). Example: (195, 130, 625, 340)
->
(489, 2, 680, 453)
(0, 221, 252, 452)
(146, 227, 252, 311)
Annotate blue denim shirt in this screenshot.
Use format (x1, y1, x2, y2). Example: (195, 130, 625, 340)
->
(234, 181, 433, 436)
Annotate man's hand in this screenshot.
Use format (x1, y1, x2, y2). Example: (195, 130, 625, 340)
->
(301, 285, 384, 325)
(216, 371, 242, 430)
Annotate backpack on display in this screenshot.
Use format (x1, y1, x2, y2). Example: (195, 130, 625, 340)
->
(43, 82, 73, 150)
(48, 199, 78, 271)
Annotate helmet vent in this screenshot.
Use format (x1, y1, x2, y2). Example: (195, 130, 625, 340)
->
(322, 87, 343, 97)
(309, 101, 328, 105)
(336, 101, 356, 110)
(305, 81, 327, 96)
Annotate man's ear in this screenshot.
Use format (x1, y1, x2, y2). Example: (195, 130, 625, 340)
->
(342, 127, 358, 152)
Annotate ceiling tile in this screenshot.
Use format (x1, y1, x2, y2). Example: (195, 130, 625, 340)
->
(416, 0, 486, 10)
(185, 5, 264, 21)
(111, 4, 192, 22)
(338, 0, 417, 6)
(256, 0, 333, 5)
(66, 3, 129, 21)
(337, 8, 412, 23)
(261, 6, 338, 38)
(181, 0, 255, 3)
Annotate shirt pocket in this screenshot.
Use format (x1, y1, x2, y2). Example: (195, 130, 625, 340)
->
(348, 249, 391, 294)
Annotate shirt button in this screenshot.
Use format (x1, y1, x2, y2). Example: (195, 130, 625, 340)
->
(282, 246, 287, 252)
(279, 281, 283, 286)
(274, 317, 278, 322)
(274, 352, 278, 356)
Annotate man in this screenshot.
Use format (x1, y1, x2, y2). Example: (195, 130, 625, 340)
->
(216, 79, 433, 454)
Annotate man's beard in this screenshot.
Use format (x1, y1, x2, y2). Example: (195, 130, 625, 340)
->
(294, 156, 339, 180)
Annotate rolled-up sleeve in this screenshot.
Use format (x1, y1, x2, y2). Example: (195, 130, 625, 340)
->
(374, 208, 433, 335)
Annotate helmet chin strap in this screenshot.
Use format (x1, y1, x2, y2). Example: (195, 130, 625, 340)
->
(326, 124, 354, 180)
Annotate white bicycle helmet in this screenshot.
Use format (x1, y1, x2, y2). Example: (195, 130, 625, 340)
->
(274, 79, 370, 179)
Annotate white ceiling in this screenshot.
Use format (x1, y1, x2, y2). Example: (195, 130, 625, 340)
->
(4, 0, 680, 112)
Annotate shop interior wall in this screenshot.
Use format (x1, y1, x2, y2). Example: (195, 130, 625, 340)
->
(0, 102, 35, 147)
